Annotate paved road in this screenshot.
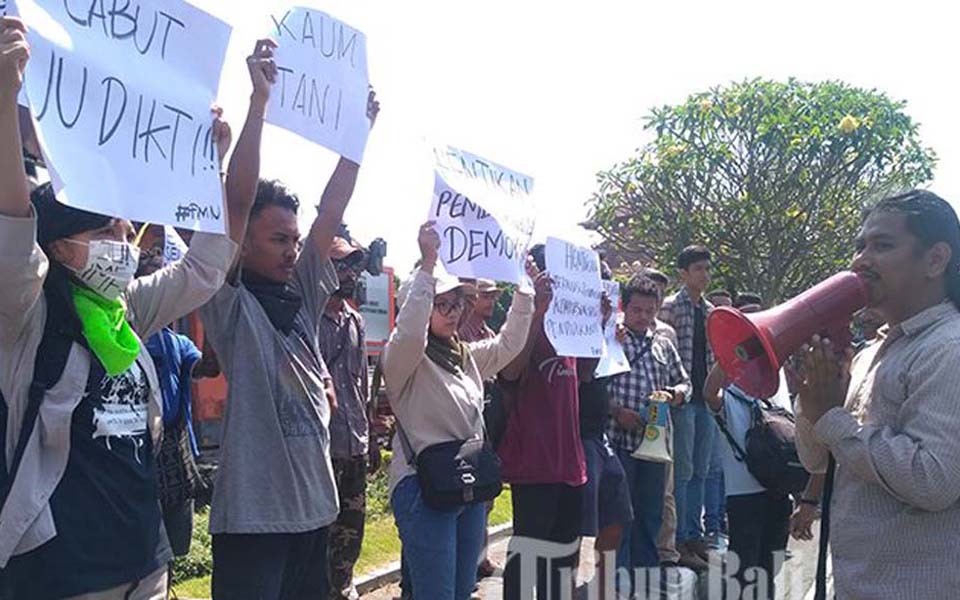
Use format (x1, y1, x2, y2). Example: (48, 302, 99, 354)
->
(361, 531, 823, 599)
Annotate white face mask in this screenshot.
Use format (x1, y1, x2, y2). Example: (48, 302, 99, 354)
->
(67, 239, 141, 301)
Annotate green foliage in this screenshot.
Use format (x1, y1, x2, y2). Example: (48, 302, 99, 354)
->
(590, 78, 937, 301)
(171, 508, 213, 584)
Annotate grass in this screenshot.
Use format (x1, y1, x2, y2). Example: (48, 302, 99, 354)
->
(172, 453, 514, 599)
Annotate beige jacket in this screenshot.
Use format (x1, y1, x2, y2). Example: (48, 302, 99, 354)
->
(0, 210, 236, 566)
(383, 269, 534, 494)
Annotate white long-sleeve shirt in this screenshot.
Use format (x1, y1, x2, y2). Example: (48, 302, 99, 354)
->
(796, 301, 960, 599)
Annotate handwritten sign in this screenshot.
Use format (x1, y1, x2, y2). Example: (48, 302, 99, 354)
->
(266, 7, 369, 163)
(544, 237, 604, 358)
(12, 0, 231, 233)
(430, 145, 535, 284)
(162, 225, 188, 265)
(596, 280, 631, 377)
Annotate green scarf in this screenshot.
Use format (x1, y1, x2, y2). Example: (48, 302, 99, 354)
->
(72, 285, 142, 376)
(426, 332, 470, 376)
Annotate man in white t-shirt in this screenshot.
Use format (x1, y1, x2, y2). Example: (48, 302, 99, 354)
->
(703, 303, 794, 598)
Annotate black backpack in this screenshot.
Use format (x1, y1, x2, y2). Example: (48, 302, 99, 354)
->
(0, 280, 78, 599)
(715, 387, 810, 497)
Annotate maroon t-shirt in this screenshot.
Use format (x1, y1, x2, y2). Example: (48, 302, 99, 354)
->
(497, 329, 587, 486)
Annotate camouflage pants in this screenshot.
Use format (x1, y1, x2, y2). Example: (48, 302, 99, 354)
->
(328, 456, 367, 600)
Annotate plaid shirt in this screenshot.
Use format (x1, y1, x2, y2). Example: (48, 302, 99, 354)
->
(659, 285, 715, 382)
(606, 329, 690, 452)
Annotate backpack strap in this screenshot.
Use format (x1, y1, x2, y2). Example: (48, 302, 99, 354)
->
(0, 319, 75, 511)
(714, 388, 751, 463)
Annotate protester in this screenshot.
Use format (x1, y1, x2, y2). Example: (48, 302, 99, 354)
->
(642, 267, 679, 346)
(734, 292, 763, 312)
(0, 16, 241, 598)
(500, 243, 586, 600)
(659, 245, 717, 569)
(323, 236, 378, 600)
(576, 264, 634, 600)
(135, 226, 215, 573)
(198, 39, 380, 600)
(796, 190, 960, 598)
(383, 222, 536, 600)
(703, 303, 794, 598)
(457, 278, 503, 580)
(790, 474, 824, 542)
(706, 289, 733, 307)
(606, 275, 690, 594)
(641, 267, 684, 568)
(703, 291, 763, 548)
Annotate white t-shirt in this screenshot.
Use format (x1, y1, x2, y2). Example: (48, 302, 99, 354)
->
(716, 373, 793, 497)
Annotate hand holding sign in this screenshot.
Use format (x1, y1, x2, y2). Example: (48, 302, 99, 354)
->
(211, 106, 232, 165)
(247, 38, 278, 107)
(0, 16, 28, 101)
(532, 270, 554, 319)
(419, 221, 440, 271)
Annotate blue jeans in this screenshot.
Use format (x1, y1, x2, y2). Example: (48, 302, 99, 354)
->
(392, 476, 487, 600)
(703, 435, 727, 534)
(616, 449, 666, 572)
(671, 401, 717, 543)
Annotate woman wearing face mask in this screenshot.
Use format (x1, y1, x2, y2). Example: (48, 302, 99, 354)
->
(382, 222, 545, 600)
(0, 18, 260, 599)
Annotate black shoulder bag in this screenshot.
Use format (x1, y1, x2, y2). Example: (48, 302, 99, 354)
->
(715, 388, 809, 497)
(395, 401, 502, 512)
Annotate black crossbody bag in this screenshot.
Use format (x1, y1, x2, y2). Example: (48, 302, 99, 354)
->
(396, 402, 502, 511)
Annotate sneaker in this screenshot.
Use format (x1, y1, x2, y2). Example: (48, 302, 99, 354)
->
(686, 538, 713, 562)
(704, 532, 729, 552)
(677, 543, 709, 573)
(477, 558, 498, 579)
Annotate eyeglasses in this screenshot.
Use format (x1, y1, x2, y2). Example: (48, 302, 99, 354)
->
(433, 298, 466, 316)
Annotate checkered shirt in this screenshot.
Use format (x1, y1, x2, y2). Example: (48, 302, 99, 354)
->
(658, 286, 716, 377)
(606, 328, 690, 452)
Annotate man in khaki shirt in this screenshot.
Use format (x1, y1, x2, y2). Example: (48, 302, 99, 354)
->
(797, 190, 960, 599)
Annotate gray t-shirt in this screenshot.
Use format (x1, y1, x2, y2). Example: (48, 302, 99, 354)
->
(201, 236, 339, 534)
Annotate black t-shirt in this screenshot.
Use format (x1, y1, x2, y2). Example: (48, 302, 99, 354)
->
(691, 304, 708, 402)
(579, 377, 611, 440)
(9, 358, 171, 599)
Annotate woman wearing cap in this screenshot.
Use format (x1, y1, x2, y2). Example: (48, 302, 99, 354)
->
(0, 18, 264, 598)
(382, 222, 545, 600)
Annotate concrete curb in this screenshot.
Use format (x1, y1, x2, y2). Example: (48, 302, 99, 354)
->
(356, 523, 514, 595)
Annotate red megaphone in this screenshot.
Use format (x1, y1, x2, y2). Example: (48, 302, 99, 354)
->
(707, 272, 869, 398)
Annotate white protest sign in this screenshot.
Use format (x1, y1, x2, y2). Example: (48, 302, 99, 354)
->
(162, 225, 188, 265)
(544, 237, 604, 358)
(595, 280, 631, 377)
(13, 0, 231, 232)
(358, 267, 395, 355)
(429, 145, 535, 284)
(266, 7, 369, 163)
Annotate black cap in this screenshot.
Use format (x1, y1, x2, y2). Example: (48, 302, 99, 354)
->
(31, 182, 112, 247)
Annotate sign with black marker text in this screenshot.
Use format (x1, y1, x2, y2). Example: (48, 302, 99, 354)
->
(544, 237, 604, 358)
(266, 7, 370, 163)
(13, 0, 232, 232)
(429, 145, 535, 284)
